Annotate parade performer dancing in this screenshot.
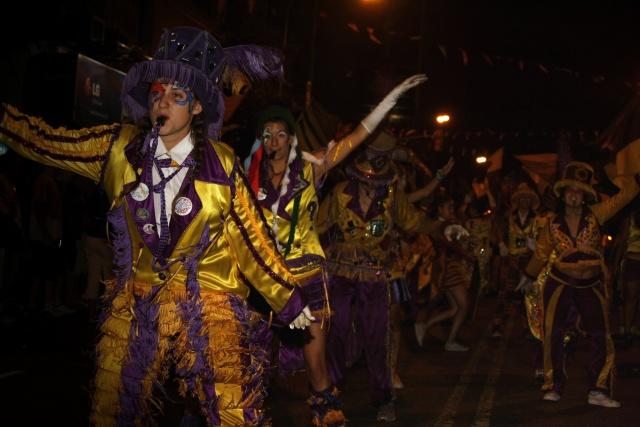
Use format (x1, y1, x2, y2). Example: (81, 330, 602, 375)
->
(244, 75, 427, 426)
(521, 161, 639, 407)
(318, 132, 465, 422)
(1, 26, 314, 426)
(492, 183, 540, 337)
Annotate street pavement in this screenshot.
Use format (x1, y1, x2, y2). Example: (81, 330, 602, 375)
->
(1, 295, 638, 426)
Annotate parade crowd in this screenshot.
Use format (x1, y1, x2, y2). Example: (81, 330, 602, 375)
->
(1, 26, 639, 426)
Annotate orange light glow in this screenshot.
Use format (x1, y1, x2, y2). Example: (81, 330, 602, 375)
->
(436, 114, 451, 124)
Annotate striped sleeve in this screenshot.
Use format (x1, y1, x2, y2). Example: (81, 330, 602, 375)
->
(0, 103, 120, 183)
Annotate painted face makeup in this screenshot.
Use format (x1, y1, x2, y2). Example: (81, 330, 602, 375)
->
(148, 81, 194, 110)
(261, 129, 290, 145)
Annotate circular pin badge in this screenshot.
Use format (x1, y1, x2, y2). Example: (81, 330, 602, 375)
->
(143, 223, 156, 235)
(136, 208, 150, 220)
(257, 187, 267, 201)
(131, 183, 149, 201)
(174, 197, 193, 216)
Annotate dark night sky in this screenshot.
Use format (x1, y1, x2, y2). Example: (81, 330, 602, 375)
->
(2, 0, 639, 153)
(292, 1, 640, 132)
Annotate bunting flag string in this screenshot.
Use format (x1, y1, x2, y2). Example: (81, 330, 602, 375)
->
(319, 11, 639, 90)
(392, 128, 600, 142)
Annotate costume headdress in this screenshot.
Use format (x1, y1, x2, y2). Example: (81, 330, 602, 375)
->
(553, 161, 597, 203)
(511, 183, 540, 210)
(345, 131, 397, 186)
(121, 26, 283, 138)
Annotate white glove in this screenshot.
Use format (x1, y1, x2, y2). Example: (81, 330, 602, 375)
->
(289, 305, 316, 330)
(526, 237, 537, 251)
(515, 275, 533, 294)
(361, 74, 428, 133)
(444, 224, 469, 242)
(499, 242, 509, 257)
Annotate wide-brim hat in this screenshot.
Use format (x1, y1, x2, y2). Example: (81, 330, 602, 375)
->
(122, 26, 283, 138)
(346, 131, 397, 185)
(553, 161, 598, 203)
(511, 183, 540, 210)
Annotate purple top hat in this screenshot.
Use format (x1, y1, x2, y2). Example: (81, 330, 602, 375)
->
(122, 26, 284, 138)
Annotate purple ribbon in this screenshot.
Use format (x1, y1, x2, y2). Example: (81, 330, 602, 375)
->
(151, 155, 195, 264)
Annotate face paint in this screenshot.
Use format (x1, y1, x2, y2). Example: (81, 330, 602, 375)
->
(148, 81, 194, 108)
(149, 82, 166, 105)
(262, 129, 289, 145)
(170, 82, 194, 107)
(262, 130, 273, 143)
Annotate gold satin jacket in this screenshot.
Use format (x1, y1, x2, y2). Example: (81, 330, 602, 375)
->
(506, 210, 535, 256)
(525, 178, 639, 280)
(0, 104, 304, 323)
(318, 180, 439, 281)
(259, 160, 325, 282)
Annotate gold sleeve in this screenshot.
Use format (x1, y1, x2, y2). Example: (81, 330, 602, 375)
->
(0, 104, 119, 183)
(591, 175, 639, 225)
(316, 183, 343, 235)
(226, 163, 305, 324)
(525, 217, 554, 278)
(394, 187, 440, 235)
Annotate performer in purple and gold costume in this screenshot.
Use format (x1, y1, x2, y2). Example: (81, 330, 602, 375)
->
(0, 27, 314, 426)
(492, 183, 540, 337)
(318, 132, 465, 422)
(244, 75, 427, 426)
(522, 161, 639, 408)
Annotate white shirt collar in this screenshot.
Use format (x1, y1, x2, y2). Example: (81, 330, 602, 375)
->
(155, 133, 194, 164)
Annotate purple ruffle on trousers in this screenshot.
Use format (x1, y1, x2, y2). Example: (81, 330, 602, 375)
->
(117, 286, 162, 425)
(176, 225, 220, 426)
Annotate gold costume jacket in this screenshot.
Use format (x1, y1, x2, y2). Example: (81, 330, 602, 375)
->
(318, 180, 439, 281)
(0, 104, 304, 323)
(505, 210, 535, 257)
(259, 159, 325, 281)
(525, 179, 639, 282)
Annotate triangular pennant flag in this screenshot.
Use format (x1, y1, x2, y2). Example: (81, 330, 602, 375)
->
(438, 44, 448, 59)
(367, 27, 382, 45)
(460, 48, 469, 66)
(481, 52, 494, 66)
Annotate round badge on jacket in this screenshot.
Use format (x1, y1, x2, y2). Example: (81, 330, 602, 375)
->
(131, 183, 150, 201)
(174, 197, 193, 216)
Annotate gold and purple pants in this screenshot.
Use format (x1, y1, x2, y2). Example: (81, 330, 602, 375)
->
(541, 270, 614, 394)
(327, 275, 392, 407)
(92, 281, 267, 426)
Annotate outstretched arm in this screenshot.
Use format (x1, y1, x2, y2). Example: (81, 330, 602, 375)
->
(312, 74, 428, 185)
(407, 157, 454, 203)
(591, 174, 640, 225)
(0, 104, 120, 183)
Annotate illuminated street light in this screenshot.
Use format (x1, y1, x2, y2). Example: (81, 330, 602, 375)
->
(476, 156, 487, 164)
(435, 114, 451, 125)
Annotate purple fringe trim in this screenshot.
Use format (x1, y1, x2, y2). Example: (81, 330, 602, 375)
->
(223, 45, 284, 82)
(4, 108, 118, 142)
(0, 126, 107, 163)
(117, 286, 162, 426)
(100, 204, 133, 325)
(228, 294, 267, 426)
(176, 225, 220, 426)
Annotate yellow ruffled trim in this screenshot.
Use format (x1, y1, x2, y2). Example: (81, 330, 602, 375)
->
(235, 184, 297, 284)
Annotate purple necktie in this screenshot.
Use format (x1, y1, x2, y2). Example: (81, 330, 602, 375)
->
(152, 155, 195, 263)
